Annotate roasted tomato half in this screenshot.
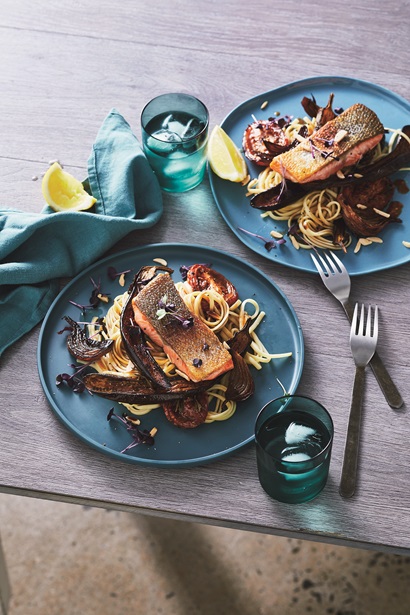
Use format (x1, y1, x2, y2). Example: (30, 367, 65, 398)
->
(186, 265, 239, 306)
(242, 119, 289, 166)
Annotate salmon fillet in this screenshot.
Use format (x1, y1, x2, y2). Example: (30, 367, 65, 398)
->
(132, 273, 234, 383)
(270, 103, 385, 183)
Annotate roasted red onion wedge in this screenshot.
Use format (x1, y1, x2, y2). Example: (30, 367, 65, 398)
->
(63, 316, 114, 362)
(225, 350, 255, 402)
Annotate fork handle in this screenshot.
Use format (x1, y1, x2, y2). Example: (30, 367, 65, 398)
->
(342, 301, 403, 409)
(340, 366, 365, 498)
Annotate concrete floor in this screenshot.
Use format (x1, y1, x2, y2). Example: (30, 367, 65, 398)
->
(0, 494, 410, 615)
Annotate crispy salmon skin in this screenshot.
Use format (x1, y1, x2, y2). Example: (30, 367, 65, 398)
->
(132, 272, 234, 383)
(270, 103, 385, 183)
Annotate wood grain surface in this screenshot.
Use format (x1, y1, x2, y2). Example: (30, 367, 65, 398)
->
(1, 0, 410, 555)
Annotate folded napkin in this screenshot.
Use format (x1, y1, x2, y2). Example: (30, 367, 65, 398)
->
(0, 109, 163, 356)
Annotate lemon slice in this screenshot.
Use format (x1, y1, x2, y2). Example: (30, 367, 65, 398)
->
(42, 162, 96, 212)
(208, 125, 248, 182)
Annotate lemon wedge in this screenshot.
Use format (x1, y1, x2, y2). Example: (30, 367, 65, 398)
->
(42, 162, 96, 212)
(208, 125, 248, 182)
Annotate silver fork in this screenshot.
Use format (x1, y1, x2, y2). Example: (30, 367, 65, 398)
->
(340, 303, 379, 498)
(311, 251, 403, 409)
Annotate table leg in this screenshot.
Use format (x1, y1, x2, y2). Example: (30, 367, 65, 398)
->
(0, 534, 10, 615)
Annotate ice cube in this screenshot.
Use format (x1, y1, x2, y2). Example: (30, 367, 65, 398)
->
(146, 130, 182, 156)
(161, 114, 174, 129)
(181, 118, 203, 139)
(285, 422, 316, 445)
(282, 451, 311, 462)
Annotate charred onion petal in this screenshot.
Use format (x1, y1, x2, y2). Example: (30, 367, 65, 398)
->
(301, 94, 320, 118)
(83, 372, 210, 404)
(301, 93, 335, 128)
(120, 266, 173, 389)
(250, 126, 410, 212)
(227, 319, 253, 355)
(315, 93, 336, 129)
(225, 350, 255, 402)
(63, 316, 114, 362)
(250, 182, 306, 211)
(262, 140, 292, 156)
(186, 264, 239, 306)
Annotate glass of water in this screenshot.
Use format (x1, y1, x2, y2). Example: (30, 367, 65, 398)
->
(255, 395, 334, 504)
(141, 93, 209, 193)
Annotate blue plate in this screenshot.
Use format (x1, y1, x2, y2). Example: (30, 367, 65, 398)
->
(37, 243, 304, 467)
(209, 76, 410, 276)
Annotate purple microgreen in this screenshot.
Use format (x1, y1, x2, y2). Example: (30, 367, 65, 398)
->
(68, 278, 110, 314)
(287, 224, 310, 246)
(308, 138, 340, 161)
(238, 227, 286, 252)
(179, 265, 190, 281)
(179, 263, 212, 281)
(287, 222, 299, 237)
(156, 294, 193, 328)
(334, 107, 344, 115)
(273, 114, 294, 129)
(276, 163, 288, 201)
(107, 408, 155, 452)
(107, 266, 131, 281)
(89, 277, 110, 307)
(55, 363, 89, 394)
(192, 358, 203, 367)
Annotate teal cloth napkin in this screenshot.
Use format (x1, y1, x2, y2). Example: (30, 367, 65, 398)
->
(0, 109, 163, 356)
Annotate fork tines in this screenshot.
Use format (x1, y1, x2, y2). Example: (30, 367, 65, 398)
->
(310, 250, 348, 278)
(351, 303, 379, 339)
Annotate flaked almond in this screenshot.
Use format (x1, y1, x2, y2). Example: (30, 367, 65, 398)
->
(336, 170, 345, 179)
(270, 230, 284, 239)
(360, 238, 373, 246)
(290, 235, 300, 250)
(126, 415, 141, 425)
(260, 100, 268, 110)
(353, 173, 363, 178)
(367, 237, 383, 243)
(356, 204, 367, 209)
(334, 129, 348, 144)
(150, 427, 158, 437)
(153, 257, 168, 266)
(354, 239, 362, 253)
(402, 240, 410, 248)
(373, 208, 390, 218)
(119, 273, 126, 287)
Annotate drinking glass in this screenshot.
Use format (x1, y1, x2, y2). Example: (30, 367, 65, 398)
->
(255, 395, 334, 504)
(141, 93, 209, 193)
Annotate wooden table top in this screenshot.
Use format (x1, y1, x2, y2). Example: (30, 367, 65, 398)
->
(1, 0, 410, 555)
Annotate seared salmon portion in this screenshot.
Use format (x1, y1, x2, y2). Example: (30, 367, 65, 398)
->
(270, 103, 385, 183)
(132, 273, 234, 383)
